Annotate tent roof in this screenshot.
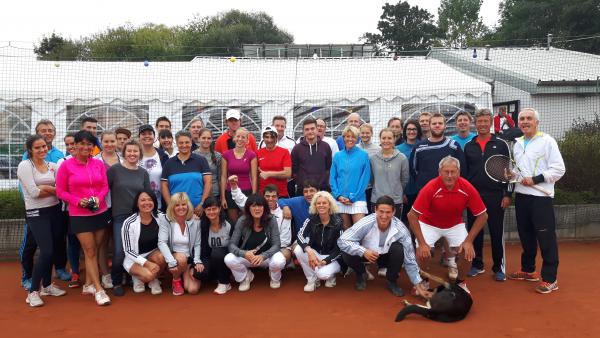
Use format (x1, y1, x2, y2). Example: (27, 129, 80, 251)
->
(0, 57, 491, 104)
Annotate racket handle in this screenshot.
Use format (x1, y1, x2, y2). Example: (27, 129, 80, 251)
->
(532, 185, 552, 196)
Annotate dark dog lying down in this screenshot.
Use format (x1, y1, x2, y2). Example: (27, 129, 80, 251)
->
(395, 271, 472, 323)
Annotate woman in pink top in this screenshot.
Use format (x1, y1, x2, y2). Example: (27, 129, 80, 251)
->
(56, 131, 111, 306)
(220, 128, 257, 223)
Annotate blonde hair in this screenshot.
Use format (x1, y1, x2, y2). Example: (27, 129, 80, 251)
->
(359, 123, 374, 133)
(308, 191, 339, 215)
(342, 125, 360, 138)
(166, 192, 194, 221)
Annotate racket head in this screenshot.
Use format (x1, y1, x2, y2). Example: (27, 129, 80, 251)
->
(484, 154, 516, 184)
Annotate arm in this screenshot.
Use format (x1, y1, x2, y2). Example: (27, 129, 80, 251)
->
(260, 218, 281, 260)
(336, 219, 371, 257)
(122, 216, 148, 266)
(220, 157, 228, 207)
(157, 215, 177, 268)
(160, 180, 171, 206)
(397, 233, 422, 285)
(55, 162, 82, 207)
(230, 185, 248, 209)
(296, 217, 312, 250)
(279, 218, 292, 248)
(329, 156, 340, 199)
(17, 162, 47, 198)
(201, 174, 212, 204)
(261, 167, 291, 180)
(460, 211, 488, 261)
(96, 164, 109, 202)
(400, 154, 410, 190)
(192, 219, 202, 265)
(291, 147, 299, 180)
(142, 170, 151, 191)
(227, 219, 246, 258)
(537, 138, 566, 184)
(250, 157, 258, 193)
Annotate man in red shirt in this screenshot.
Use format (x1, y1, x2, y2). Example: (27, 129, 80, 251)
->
(214, 109, 258, 154)
(408, 156, 488, 288)
(257, 126, 292, 197)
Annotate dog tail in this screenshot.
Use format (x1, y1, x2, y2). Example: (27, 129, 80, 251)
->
(395, 305, 431, 322)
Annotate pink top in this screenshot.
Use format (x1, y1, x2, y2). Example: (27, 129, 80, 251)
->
(56, 157, 109, 216)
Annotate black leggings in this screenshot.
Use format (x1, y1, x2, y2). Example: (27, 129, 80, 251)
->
(25, 204, 65, 292)
(342, 241, 405, 283)
(193, 247, 230, 284)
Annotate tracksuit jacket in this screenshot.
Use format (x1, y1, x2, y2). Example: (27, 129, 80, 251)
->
(464, 134, 513, 197)
(297, 214, 344, 264)
(157, 215, 202, 268)
(228, 216, 281, 260)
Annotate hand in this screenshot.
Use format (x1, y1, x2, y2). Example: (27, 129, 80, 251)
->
(251, 255, 264, 266)
(459, 241, 475, 262)
(221, 198, 228, 210)
(78, 198, 89, 208)
(504, 168, 515, 180)
(363, 249, 379, 263)
(168, 266, 179, 275)
(416, 243, 432, 260)
(194, 263, 205, 273)
(307, 250, 321, 269)
(144, 261, 159, 275)
(228, 175, 239, 190)
(193, 204, 204, 218)
(521, 177, 534, 186)
(258, 170, 270, 180)
(501, 196, 511, 209)
(282, 206, 292, 220)
(414, 282, 433, 299)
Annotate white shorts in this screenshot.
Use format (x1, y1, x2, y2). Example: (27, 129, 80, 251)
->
(417, 221, 468, 248)
(123, 250, 155, 273)
(337, 200, 368, 215)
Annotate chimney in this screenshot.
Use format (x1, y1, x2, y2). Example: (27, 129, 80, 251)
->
(485, 45, 491, 61)
(547, 34, 553, 50)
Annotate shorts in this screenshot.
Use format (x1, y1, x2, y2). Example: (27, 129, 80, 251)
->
(337, 200, 368, 215)
(123, 249, 157, 273)
(416, 221, 468, 248)
(69, 210, 112, 234)
(225, 189, 252, 210)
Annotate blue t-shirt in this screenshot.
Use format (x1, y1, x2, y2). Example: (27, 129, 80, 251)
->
(278, 196, 310, 234)
(22, 146, 64, 163)
(451, 132, 477, 150)
(161, 153, 211, 207)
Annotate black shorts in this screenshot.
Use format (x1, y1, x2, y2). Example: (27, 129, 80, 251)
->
(225, 189, 252, 210)
(69, 210, 112, 234)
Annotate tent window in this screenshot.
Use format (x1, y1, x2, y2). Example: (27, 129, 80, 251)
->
(66, 105, 149, 136)
(181, 106, 262, 141)
(292, 105, 370, 140)
(0, 103, 31, 179)
(401, 102, 478, 136)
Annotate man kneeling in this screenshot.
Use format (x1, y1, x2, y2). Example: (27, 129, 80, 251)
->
(338, 196, 429, 297)
(408, 156, 488, 291)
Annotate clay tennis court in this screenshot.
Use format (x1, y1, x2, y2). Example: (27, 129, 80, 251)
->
(1, 241, 598, 338)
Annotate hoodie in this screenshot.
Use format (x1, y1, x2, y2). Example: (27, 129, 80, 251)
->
(291, 137, 332, 191)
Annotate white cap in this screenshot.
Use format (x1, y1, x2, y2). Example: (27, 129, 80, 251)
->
(225, 109, 241, 120)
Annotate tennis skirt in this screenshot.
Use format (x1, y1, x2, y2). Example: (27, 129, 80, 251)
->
(69, 210, 112, 234)
(337, 200, 368, 215)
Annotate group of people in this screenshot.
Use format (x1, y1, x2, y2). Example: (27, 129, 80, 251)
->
(17, 107, 565, 308)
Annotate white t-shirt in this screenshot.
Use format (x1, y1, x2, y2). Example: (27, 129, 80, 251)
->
(172, 224, 190, 256)
(140, 151, 163, 209)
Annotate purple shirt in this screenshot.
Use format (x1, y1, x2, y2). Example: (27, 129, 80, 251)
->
(222, 149, 256, 191)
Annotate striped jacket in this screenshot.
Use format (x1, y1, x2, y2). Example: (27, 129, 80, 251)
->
(122, 211, 165, 267)
(337, 214, 422, 285)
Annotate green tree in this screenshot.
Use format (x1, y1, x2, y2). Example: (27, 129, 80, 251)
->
(438, 0, 488, 48)
(495, 0, 600, 54)
(34, 33, 83, 60)
(180, 10, 293, 56)
(361, 1, 440, 54)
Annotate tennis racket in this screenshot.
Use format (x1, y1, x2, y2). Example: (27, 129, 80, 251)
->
(484, 154, 552, 196)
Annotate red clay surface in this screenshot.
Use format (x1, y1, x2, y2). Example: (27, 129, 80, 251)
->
(1, 241, 599, 338)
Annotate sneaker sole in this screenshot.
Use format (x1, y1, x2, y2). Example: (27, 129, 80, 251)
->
(509, 276, 539, 282)
(536, 286, 559, 294)
(68, 283, 81, 288)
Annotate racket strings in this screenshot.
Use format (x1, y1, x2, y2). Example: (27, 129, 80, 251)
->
(485, 156, 514, 182)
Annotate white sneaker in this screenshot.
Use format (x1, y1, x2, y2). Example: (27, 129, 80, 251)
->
(148, 279, 162, 295)
(325, 277, 337, 288)
(366, 269, 375, 281)
(40, 283, 67, 297)
(213, 283, 232, 295)
(82, 284, 96, 296)
(303, 280, 317, 292)
(101, 274, 113, 289)
(26, 291, 44, 307)
(448, 265, 459, 280)
(94, 290, 111, 306)
(377, 268, 387, 278)
(270, 279, 281, 289)
(238, 270, 254, 292)
(132, 277, 145, 293)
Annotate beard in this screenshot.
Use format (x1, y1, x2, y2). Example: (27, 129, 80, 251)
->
(431, 129, 445, 138)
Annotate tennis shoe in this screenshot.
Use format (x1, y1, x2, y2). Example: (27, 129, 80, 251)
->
(238, 270, 254, 292)
(171, 278, 184, 296)
(509, 271, 540, 282)
(448, 266, 459, 280)
(214, 283, 232, 295)
(82, 284, 96, 296)
(22, 278, 32, 290)
(355, 273, 367, 291)
(270, 279, 281, 289)
(55, 268, 72, 281)
(324, 277, 336, 288)
(366, 269, 375, 281)
(148, 279, 162, 295)
(94, 290, 111, 306)
(303, 280, 317, 292)
(467, 266, 485, 277)
(101, 274, 113, 289)
(377, 268, 387, 277)
(68, 273, 81, 288)
(132, 277, 145, 293)
(40, 283, 67, 297)
(536, 281, 558, 294)
(26, 291, 44, 307)
(494, 271, 506, 281)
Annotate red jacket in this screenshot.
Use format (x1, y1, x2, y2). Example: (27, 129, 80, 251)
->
(214, 131, 258, 154)
(494, 114, 515, 133)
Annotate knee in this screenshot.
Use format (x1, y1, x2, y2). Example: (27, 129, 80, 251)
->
(138, 270, 155, 283)
(186, 282, 200, 295)
(316, 268, 332, 281)
(269, 253, 286, 270)
(224, 253, 237, 267)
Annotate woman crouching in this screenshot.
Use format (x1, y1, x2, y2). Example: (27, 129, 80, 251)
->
(158, 192, 202, 296)
(122, 190, 166, 295)
(224, 194, 285, 291)
(294, 191, 345, 292)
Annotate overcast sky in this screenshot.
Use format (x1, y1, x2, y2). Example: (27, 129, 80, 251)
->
(0, 0, 502, 48)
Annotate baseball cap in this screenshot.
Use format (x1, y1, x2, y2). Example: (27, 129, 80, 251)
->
(225, 109, 241, 120)
(262, 125, 277, 136)
(138, 124, 155, 135)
